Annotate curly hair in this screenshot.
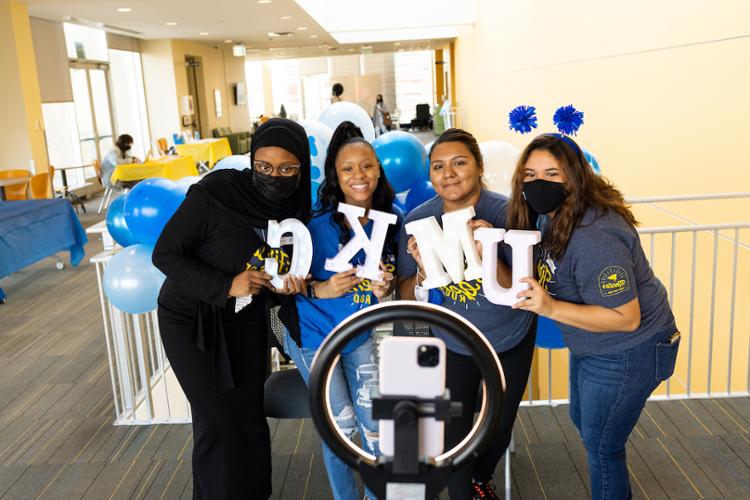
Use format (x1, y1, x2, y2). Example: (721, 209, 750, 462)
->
(505, 134, 637, 260)
(315, 121, 398, 254)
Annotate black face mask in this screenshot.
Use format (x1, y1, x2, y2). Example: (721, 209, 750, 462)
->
(251, 171, 300, 201)
(522, 179, 568, 215)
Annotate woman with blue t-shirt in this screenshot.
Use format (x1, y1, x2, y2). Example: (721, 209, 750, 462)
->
(398, 128, 537, 500)
(283, 121, 399, 500)
(507, 134, 680, 500)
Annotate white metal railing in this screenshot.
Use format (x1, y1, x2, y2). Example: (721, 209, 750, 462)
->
(91, 247, 191, 425)
(525, 193, 750, 406)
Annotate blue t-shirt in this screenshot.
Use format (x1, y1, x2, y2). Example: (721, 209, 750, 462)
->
(397, 190, 534, 355)
(296, 208, 401, 353)
(537, 208, 675, 356)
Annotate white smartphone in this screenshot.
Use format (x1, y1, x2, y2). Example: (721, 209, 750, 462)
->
(378, 336, 446, 459)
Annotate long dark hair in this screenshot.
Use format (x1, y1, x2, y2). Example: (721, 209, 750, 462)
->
(429, 128, 487, 189)
(506, 134, 637, 259)
(315, 121, 397, 254)
(115, 134, 134, 159)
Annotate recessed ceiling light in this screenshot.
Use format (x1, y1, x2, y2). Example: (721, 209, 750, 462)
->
(267, 32, 280, 37)
(297, 26, 307, 31)
(281, 16, 292, 20)
(258, 0, 272, 3)
(165, 21, 177, 26)
(309, 34, 318, 38)
(200, 32, 209, 36)
(224, 39, 233, 43)
(117, 7, 132, 12)
(394, 42, 401, 46)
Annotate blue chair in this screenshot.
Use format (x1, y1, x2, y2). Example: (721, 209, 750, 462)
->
(172, 133, 185, 145)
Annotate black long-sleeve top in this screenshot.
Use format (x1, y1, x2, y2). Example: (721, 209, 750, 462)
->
(153, 187, 266, 320)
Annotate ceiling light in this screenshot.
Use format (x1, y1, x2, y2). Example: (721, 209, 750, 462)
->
(165, 22, 178, 26)
(297, 26, 307, 31)
(200, 32, 209, 36)
(224, 39, 233, 43)
(309, 34, 318, 38)
(117, 7, 132, 12)
(267, 32, 280, 37)
(281, 16, 292, 20)
(258, 0, 272, 3)
(233, 44, 247, 57)
(394, 42, 401, 46)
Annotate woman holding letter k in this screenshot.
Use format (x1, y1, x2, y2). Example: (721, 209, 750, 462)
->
(283, 121, 400, 500)
(506, 133, 679, 500)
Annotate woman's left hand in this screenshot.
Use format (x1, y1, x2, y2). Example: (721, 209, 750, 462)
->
(371, 262, 394, 299)
(273, 274, 308, 295)
(512, 277, 557, 317)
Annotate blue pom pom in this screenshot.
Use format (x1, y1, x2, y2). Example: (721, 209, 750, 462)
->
(553, 105, 584, 136)
(508, 105, 538, 134)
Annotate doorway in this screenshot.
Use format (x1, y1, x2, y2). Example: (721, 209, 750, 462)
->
(185, 55, 208, 139)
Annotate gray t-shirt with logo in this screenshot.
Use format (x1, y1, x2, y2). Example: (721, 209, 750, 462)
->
(537, 208, 675, 356)
(397, 190, 534, 355)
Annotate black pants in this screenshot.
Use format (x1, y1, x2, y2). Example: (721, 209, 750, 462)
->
(159, 310, 271, 500)
(445, 321, 537, 499)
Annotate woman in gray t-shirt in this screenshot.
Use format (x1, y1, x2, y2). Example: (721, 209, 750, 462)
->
(397, 128, 536, 500)
(506, 133, 679, 500)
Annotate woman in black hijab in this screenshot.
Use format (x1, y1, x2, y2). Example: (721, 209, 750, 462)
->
(153, 118, 311, 499)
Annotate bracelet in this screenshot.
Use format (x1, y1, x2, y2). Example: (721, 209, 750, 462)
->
(306, 281, 318, 299)
(416, 266, 426, 286)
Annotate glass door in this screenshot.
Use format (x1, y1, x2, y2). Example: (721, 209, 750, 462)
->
(70, 63, 115, 165)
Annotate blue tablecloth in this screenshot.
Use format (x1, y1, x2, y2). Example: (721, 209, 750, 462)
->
(0, 199, 88, 300)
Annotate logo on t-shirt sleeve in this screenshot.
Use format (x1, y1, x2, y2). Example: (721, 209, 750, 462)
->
(598, 266, 630, 297)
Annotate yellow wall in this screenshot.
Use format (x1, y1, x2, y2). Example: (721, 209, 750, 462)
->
(455, 0, 750, 198)
(0, 0, 46, 174)
(454, 0, 750, 400)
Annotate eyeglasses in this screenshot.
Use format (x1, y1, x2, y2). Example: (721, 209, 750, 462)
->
(253, 160, 301, 177)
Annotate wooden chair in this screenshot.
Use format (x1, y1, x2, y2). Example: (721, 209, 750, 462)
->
(29, 171, 51, 199)
(0, 169, 31, 200)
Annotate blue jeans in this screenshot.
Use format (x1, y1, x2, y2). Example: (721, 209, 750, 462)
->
(283, 331, 379, 500)
(569, 327, 680, 500)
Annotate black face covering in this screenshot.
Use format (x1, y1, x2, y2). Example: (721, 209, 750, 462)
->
(522, 179, 568, 214)
(251, 171, 300, 200)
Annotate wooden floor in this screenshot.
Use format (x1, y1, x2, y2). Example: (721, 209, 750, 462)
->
(2, 198, 750, 499)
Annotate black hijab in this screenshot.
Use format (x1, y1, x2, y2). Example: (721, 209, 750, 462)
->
(196, 118, 311, 228)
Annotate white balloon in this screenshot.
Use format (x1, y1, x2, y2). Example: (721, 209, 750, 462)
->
(297, 119, 333, 184)
(319, 101, 376, 143)
(213, 155, 251, 171)
(479, 141, 520, 197)
(175, 175, 202, 193)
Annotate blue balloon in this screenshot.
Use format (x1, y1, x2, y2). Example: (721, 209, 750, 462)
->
(536, 316, 566, 349)
(582, 148, 601, 174)
(373, 131, 427, 193)
(103, 244, 166, 314)
(404, 181, 437, 214)
(311, 180, 322, 210)
(213, 155, 250, 171)
(106, 195, 139, 247)
(123, 178, 185, 246)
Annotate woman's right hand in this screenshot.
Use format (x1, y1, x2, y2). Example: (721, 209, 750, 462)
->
(316, 268, 362, 299)
(406, 236, 424, 269)
(228, 269, 272, 297)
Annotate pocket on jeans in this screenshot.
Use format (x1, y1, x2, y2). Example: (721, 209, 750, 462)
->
(655, 335, 680, 381)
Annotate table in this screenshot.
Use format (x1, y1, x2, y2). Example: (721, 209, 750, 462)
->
(111, 155, 199, 183)
(0, 199, 88, 303)
(175, 137, 232, 169)
(0, 177, 30, 201)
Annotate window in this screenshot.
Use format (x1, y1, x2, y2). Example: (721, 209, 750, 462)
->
(63, 23, 108, 61)
(394, 51, 434, 122)
(245, 61, 266, 120)
(270, 60, 302, 120)
(109, 49, 150, 159)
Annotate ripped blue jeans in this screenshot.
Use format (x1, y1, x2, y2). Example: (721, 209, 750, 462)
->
(283, 331, 379, 500)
